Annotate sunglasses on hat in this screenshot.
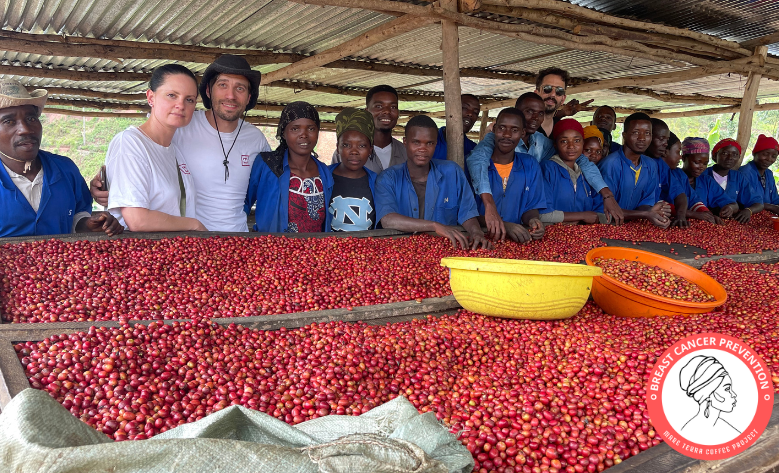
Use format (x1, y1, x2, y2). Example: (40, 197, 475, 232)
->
(542, 85, 566, 97)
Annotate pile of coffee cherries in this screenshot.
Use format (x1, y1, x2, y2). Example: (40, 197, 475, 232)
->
(14, 259, 779, 473)
(2, 213, 777, 324)
(593, 258, 714, 302)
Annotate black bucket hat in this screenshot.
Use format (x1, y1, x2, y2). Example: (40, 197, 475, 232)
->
(199, 54, 262, 111)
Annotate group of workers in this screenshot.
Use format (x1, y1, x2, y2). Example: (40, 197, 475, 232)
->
(1, 55, 778, 248)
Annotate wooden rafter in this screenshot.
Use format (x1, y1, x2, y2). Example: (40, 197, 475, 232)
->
(7, 64, 507, 104)
(741, 32, 779, 50)
(478, 5, 748, 62)
(0, 30, 535, 84)
(30, 87, 146, 101)
(478, 0, 748, 55)
(644, 101, 779, 120)
(261, 15, 433, 85)
(288, 0, 774, 75)
(43, 108, 147, 119)
(611, 88, 741, 106)
(566, 62, 755, 95)
(44, 97, 431, 117)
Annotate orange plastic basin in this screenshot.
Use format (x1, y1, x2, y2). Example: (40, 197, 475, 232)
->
(585, 247, 727, 317)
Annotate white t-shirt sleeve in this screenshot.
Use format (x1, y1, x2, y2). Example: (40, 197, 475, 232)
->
(106, 131, 154, 210)
(256, 131, 272, 153)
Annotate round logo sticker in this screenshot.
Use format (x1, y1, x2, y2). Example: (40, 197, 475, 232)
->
(647, 333, 774, 460)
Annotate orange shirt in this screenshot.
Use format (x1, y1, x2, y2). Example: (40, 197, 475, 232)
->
(494, 162, 513, 191)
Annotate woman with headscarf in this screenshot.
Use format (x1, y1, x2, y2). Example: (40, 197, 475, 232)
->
(328, 108, 378, 231)
(677, 137, 736, 225)
(680, 355, 740, 444)
(704, 138, 763, 223)
(244, 102, 333, 232)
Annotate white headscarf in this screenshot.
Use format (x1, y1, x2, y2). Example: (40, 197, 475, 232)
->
(679, 355, 727, 416)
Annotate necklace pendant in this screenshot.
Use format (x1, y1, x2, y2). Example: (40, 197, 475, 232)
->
(24, 160, 31, 173)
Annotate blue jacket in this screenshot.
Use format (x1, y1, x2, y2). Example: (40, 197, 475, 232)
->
(739, 161, 779, 205)
(597, 148, 659, 210)
(540, 158, 603, 214)
(433, 126, 477, 161)
(471, 152, 547, 224)
(678, 171, 734, 209)
(649, 157, 683, 203)
(702, 167, 761, 208)
(245, 150, 334, 232)
(466, 131, 607, 196)
(670, 169, 699, 209)
(375, 159, 479, 226)
(0, 151, 92, 237)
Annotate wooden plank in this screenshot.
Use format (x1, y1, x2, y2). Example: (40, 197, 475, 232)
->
(0, 296, 460, 333)
(0, 339, 31, 411)
(608, 397, 779, 473)
(0, 300, 461, 411)
(678, 250, 779, 269)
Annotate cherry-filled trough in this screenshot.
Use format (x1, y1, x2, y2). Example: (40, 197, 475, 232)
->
(1, 218, 779, 473)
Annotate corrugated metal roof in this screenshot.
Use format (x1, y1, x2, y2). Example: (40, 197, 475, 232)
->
(2, 0, 779, 122)
(571, 0, 779, 54)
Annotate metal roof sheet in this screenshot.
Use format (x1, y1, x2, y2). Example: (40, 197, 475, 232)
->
(2, 0, 779, 121)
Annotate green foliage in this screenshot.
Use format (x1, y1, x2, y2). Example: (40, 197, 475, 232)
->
(706, 118, 721, 151)
(40, 113, 145, 182)
(656, 109, 779, 172)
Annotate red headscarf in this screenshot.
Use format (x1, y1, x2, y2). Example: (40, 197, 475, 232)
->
(752, 134, 779, 155)
(552, 118, 584, 140)
(712, 138, 741, 157)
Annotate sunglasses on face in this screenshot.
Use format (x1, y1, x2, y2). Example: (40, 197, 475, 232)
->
(542, 85, 566, 97)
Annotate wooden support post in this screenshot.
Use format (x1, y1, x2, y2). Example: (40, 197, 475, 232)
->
(735, 46, 769, 168)
(441, 0, 464, 168)
(479, 110, 490, 140)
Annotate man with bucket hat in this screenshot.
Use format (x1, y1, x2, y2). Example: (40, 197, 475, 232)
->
(91, 55, 271, 232)
(0, 80, 123, 237)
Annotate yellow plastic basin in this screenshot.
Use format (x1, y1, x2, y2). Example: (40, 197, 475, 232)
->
(440, 257, 602, 320)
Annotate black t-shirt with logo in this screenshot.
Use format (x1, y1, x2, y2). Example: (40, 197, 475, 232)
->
(329, 173, 376, 231)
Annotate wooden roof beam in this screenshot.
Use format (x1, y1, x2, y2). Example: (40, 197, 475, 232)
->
(290, 0, 769, 73)
(478, 5, 748, 61)
(0, 30, 535, 84)
(479, 0, 748, 55)
(29, 87, 146, 101)
(741, 32, 779, 50)
(566, 61, 763, 95)
(611, 88, 741, 106)
(261, 15, 434, 84)
(43, 108, 147, 119)
(8, 64, 513, 104)
(44, 97, 431, 116)
(642, 101, 779, 120)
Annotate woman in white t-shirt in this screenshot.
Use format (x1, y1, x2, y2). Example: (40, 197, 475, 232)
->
(106, 64, 207, 231)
